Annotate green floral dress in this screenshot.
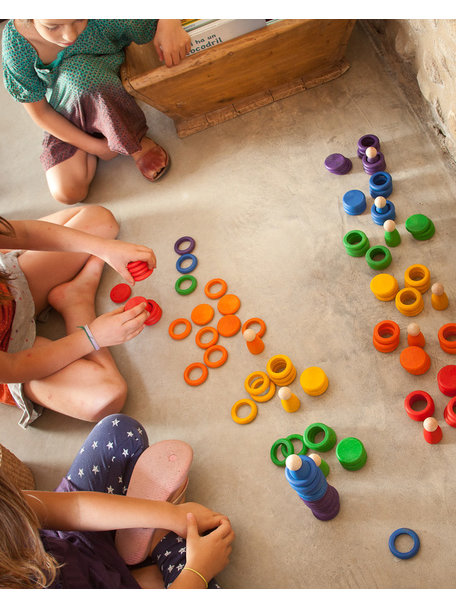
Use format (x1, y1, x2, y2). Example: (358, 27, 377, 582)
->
(2, 19, 158, 170)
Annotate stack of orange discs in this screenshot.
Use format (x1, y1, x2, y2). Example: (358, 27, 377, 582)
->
(373, 320, 400, 353)
(399, 346, 431, 375)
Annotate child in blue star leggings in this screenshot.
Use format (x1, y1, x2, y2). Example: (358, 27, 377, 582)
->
(6, 414, 233, 588)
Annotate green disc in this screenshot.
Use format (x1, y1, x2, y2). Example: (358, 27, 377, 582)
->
(405, 214, 431, 235)
(336, 437, 367, 471)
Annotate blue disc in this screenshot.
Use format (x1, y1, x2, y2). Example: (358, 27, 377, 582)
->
(342, 189, 366, 215)
(388, 528, 420, 559)
(176, 253, 198, 274)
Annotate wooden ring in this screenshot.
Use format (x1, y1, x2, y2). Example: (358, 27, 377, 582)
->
(195, 326, 218, 349)
(204, 278, 228, 299)
(242, 317, 266, 338)
(184, 362, 208, 386)
(169, 318, 192, 340)
(231, 399, 258, 425)
(203, 345, 228, 368)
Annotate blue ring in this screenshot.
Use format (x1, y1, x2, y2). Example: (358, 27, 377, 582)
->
(388, 528, 420, 559)
(176, 253, 198, 274)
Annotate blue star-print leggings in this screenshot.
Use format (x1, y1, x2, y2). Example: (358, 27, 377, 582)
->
(62, 414, 219, 588)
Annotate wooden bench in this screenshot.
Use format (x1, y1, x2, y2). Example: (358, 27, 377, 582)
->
(121, 19, 356, 137)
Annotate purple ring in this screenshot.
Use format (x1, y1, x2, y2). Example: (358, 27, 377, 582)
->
(174, 236, 195, 255)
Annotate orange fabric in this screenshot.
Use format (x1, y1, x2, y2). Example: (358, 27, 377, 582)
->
(0, 281, 17, 406)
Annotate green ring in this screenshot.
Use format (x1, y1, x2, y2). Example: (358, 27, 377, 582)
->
(319, 458, 330, 477)
(270, 437, 294, 467)
(365, 245, 392, 270)
(175, 274, 197, 295)
(303, 423, 337, 452)
(343, 230, 370, 257)
(281, 433, 308, 457)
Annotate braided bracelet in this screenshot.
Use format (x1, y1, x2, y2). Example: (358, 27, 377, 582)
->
(78, 324, 100, 351)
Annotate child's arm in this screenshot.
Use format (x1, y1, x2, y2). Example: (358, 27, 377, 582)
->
(22, 99, 116, 160)
(0, 302, 148, 383)
(3, 219, 156, 284)
(153, 19, 191, 67)
(24, 490, 228, 538)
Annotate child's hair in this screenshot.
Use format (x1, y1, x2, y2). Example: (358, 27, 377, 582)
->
(0, 472, 59, 588)
(0, 217, 15, 302)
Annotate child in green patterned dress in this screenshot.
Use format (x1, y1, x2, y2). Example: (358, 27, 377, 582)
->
(2, 19, 190, 204)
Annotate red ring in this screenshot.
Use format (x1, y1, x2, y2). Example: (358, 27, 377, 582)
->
(145, 300, 162, 325)
(404, 390, 435, 421)
(168, 318, 191, 340)
(184, 362, 208, 386)
(444, 397, 456, 427)
(195, 326, 218, 349)
(204, 278, 228, 299)
(242, 317, 266, 338)
(203, 345, 228, 368)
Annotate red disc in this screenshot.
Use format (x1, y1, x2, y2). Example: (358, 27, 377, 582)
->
(110, 283, 132, 303)
(437, 365, 456, 396)
(124, 296, 150, 311)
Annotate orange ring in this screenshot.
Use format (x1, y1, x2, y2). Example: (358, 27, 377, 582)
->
(203, 345, 228, 368)
(438, 323, 456, 353)
(217, 314, 241, 337)
(242, 317, 266, 338)
(184, 362, 208, 386)
(195, 326, 219, 349)
(217, 293, 241, 315)
(204, 278, 228, 299)
(168, 318, 192, 340)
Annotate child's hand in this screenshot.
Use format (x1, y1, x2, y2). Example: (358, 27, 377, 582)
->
(95, 240, 157, 285)
(154, 19, 191, 67)
(88, 302, 149, 347)
(174, 502, 230, 537)
(183, 512, 234, 583)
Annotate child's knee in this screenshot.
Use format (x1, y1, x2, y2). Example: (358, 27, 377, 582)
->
(88, 377, 128, 422)
(49, 181, 90, 205)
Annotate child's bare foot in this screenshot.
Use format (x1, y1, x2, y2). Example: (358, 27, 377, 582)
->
(48, 256, 105, 318)
(132, 136, 170, 182)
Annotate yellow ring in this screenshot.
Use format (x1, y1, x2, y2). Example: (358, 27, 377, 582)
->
(404, 264, 431, 294)
(266, 355, 293, 381)
(250, 378, 276, 402)
(273, 367, 297, 386)
(245, 371, 270, 396)
(231, 399, 258, 424)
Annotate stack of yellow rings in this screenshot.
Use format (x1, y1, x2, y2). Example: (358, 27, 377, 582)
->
(370, 273, 399, 301)
(266, 355, 296, 386)
(404, 264, 431, 293)
(395, 287, 424, 316)
(244, 371, 276, 402)
(300, 366, 329, 396)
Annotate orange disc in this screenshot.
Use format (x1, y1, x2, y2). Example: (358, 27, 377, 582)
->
(217, 294, 241, 315)
(217, 314, 241, 337)
(191, 303, 214, 326)
(203, 345, 228, 368)
(168, 318, 192, 340)
(195, 326, 218, 349)
(399, 346, 431, 375)
(184, 362, 208, 386)
(204, 278, 228, 300)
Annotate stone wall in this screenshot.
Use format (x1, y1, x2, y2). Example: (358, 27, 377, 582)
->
(364, 19, 456, 162)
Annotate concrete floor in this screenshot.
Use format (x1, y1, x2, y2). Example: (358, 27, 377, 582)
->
(2, 21, 456, 590)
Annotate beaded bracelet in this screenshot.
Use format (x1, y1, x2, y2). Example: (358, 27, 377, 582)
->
(183, 567, 208, 588)
(78, 324, 100, 351)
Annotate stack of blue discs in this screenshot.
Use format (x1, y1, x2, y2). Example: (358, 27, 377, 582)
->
(285, 455, 340, 521)
(342, 189, 367, 215)
(324, 153, 352, 175)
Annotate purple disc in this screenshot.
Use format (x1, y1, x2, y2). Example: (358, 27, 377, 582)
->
(174, 236, 195, 255)
(324, 153, 352, 175)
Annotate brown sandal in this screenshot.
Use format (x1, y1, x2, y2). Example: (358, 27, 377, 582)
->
(135, 144, 170, 182)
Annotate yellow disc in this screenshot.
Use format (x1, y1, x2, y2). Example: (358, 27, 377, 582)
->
(300, 366, 329, 396)
(370, 273, 399, 301)
(231, 399, 258, 424)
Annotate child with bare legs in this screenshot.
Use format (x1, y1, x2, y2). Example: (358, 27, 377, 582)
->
(0, 205, 155, 427)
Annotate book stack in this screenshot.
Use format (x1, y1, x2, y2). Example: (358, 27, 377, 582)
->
(181, 19, 268, 55)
